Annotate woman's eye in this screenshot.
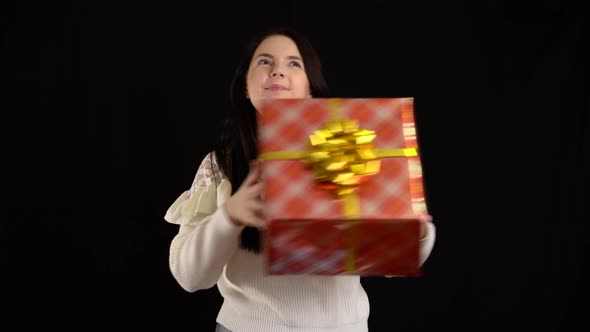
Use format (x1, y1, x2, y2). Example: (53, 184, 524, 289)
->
(258, 59, 271, 65)
(290, 61, 302, 68)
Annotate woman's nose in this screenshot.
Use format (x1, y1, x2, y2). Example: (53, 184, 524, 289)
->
(270, 71, 285, 78)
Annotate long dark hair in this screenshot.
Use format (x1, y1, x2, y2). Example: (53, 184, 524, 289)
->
(214, 25, 330, 253)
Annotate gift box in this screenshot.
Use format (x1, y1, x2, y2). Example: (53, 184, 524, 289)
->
(257, 98, 429, 276)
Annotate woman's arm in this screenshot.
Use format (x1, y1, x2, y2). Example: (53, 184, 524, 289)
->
(169, 205, 244, 292)
(166, 153, 245, 292)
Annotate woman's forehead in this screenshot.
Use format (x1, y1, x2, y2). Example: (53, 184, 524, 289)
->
(253, 35, 301, 57)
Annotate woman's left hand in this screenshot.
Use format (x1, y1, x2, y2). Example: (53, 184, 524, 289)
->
(417, 215, 433, 239)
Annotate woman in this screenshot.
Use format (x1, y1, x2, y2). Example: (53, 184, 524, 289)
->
(164, 25, 436, 332)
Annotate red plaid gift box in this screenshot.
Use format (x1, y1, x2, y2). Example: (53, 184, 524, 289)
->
(257, 98, 429, 276)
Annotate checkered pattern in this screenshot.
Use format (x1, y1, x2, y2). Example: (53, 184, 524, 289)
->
(257, 98, 428, 275)
(264, 219, 421, 275)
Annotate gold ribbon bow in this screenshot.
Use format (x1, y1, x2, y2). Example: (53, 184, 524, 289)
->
(259, 99, 418, 272)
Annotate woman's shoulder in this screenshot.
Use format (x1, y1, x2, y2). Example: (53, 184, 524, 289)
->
(190, 151, 226, 193)
(164, 151, 228, 225)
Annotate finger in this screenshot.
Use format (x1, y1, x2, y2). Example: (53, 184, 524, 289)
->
(255, 216, 270, 230)
(248, 201, 265, 215)
(244, 164, 262, 186)
(417, 214, 433, 223)
(261, 217, 270, 229)
(248, 182, 264, 197)
(250, 162, 261, 180)
(245, 214, 268, 229)
(242, 165, 259, 186)
(243, 182, 264, 201)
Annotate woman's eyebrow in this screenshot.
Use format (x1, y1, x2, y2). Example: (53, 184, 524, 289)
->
(254, 53, 302, 61)
(254, 53, 273, 59)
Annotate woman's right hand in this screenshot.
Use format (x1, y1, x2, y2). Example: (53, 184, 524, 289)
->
(223, 162, 268, 229)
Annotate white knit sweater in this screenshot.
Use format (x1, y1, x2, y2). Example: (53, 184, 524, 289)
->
(164, 153, 436, 332)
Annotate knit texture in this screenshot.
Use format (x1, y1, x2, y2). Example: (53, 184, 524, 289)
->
(165, 152, 435, 332)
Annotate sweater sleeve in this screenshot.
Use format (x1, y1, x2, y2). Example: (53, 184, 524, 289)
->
(418, 220, 436, 266)
(164, 153, 245, 292)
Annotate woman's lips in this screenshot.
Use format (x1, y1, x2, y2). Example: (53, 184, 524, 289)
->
(266, 84, 288, 91)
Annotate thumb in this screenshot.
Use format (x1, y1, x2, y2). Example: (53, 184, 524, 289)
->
(249, 160, 261, 178)
(244, 161, 260, 185)
(417, 214, 433, 223)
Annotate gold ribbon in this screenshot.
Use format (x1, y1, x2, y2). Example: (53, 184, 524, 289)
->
(259, 99, 418, 272)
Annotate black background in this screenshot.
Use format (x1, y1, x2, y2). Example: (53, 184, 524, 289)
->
(3, 1, 587, 331)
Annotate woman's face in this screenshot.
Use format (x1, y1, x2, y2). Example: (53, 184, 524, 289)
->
(246, 35, 311, 111)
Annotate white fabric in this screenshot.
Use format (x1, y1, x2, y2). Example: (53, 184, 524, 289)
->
(165, 152, 436, 332)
